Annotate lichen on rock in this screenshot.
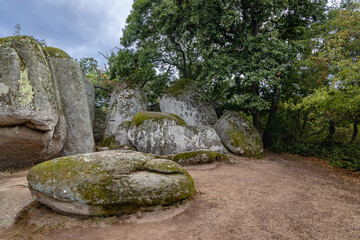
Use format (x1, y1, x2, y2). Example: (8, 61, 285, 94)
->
(128, 111, 227, 155)
(160, 79, 218, 126)
(214, 111, 263, 158)
(17, 67, 34, 108)
(170, 149, 230, 165)
(27, 150, 195, 217)
(43, 47, 71, 59)
(103, 80, 148, 141)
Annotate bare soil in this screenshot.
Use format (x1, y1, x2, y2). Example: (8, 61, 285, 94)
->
(0, 152, 359, 240)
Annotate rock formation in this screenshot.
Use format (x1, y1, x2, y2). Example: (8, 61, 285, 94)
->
(103, 80, 147, 140)
(44, 47, 95, 156)
(128, 112, 227, 155)
(214, 111, 263, 157)
(27, 150, 195, 217)
(160, 79, 218, 126)
(0, 36, 95, 170)
(0, 36, 66, 170)
(169, 150, 229, 165)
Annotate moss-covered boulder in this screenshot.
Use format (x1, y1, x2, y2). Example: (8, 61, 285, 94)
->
(0, 36, 66, 170)
(27, 150, 195, 217)
(160, 79, 218, 126)
(103, 80, 147, 140)
(45, 47, 95, 156)
(170, 150, 230, 165)
(214, 111, 263, 157)
(128, 112, 227, 155)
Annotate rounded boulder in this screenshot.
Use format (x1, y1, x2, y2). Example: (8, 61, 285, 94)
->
(214, 111, 263, 157)
(27, 150, 195, 217)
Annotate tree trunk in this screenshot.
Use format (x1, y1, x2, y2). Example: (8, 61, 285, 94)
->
(262, 86, 281, 147)
(351, 117, 358, 143)
(327, 120, 336, 143)
(253, 110, 263, 137)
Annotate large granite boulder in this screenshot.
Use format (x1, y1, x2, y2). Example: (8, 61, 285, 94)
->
(103, 80, 147, 140)
(128, 112, 227, 155)
(0, 36, 66, 170)
(214, 111, 263, 157)
(45, 47, 95, 156)
(82, 75, 95, 125)
(27, 150, 195, 217)
(160, 79, 218, 126)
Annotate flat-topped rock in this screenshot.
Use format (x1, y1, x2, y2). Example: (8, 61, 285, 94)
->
(27, 150, 195, 217)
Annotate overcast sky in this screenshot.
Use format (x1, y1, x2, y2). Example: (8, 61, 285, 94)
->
(0, 0, 133, 65)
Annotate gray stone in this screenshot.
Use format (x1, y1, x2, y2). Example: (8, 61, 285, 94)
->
(160, 79, 218, 126)
(214, 111, 263, 157)
(128, 112, 227, 155)
(170, 149, 229, 165)
(27, 150, 195, 217)
(114, 121, 132, 146)
(103, 80, 147, 139)
(0, 36, 66, 170)
(82, 75, 95, 125)
(45, 47, 95, 156)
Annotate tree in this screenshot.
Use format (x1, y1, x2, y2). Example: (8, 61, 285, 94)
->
(298, 2, 360, 143)
(121, 0, 202, 79)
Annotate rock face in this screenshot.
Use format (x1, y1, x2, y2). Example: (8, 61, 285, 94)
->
(82, 75, 95, 124)
(103, 80, 147, 139)
(45, 47, 95, 156)
(0, 36, 66, 170)
(160, 79, 218, 126)
(27, 150, 195, 217)
(170, 150, 229, 165)
(214, 111, 263, 157)
(128, 112, 227, 155)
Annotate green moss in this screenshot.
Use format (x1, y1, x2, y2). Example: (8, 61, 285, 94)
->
(172, 150, 229, 164)
(43, 47, 71, 59)
(228, 120, 262, 158)
(27, 152, 196, 217)
(144, 159, 184, 174)
(165, 79, 194, 97)
(132, 111, 187, 127)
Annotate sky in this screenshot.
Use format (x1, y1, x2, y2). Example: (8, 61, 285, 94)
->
(0, 0, 134, 65)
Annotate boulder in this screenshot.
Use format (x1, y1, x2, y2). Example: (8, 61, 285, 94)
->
(170, 150, 229, 165)
(82, 75, 95, 125)
(160, 79, 218, 126)
(214, 111, 263, 157)
(45, 47, 95, 156)
(27, 150, 195, 217)
(128, 112, 227, 155)
(103, 80, 147, 139)
(0, 36, 66, 170)
(114, 121, 132, 146)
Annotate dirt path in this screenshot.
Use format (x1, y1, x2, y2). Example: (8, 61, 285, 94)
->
(1, 152, 359, 240)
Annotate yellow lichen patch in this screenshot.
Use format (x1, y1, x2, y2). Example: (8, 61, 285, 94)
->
(18, 68, 34, 108)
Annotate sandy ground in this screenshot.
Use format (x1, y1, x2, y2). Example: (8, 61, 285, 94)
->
(0, 152, 359, 240)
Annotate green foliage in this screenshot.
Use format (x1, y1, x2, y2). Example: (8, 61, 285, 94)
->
(108, 47, 170, 104)
(272, 141, 360, 172)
